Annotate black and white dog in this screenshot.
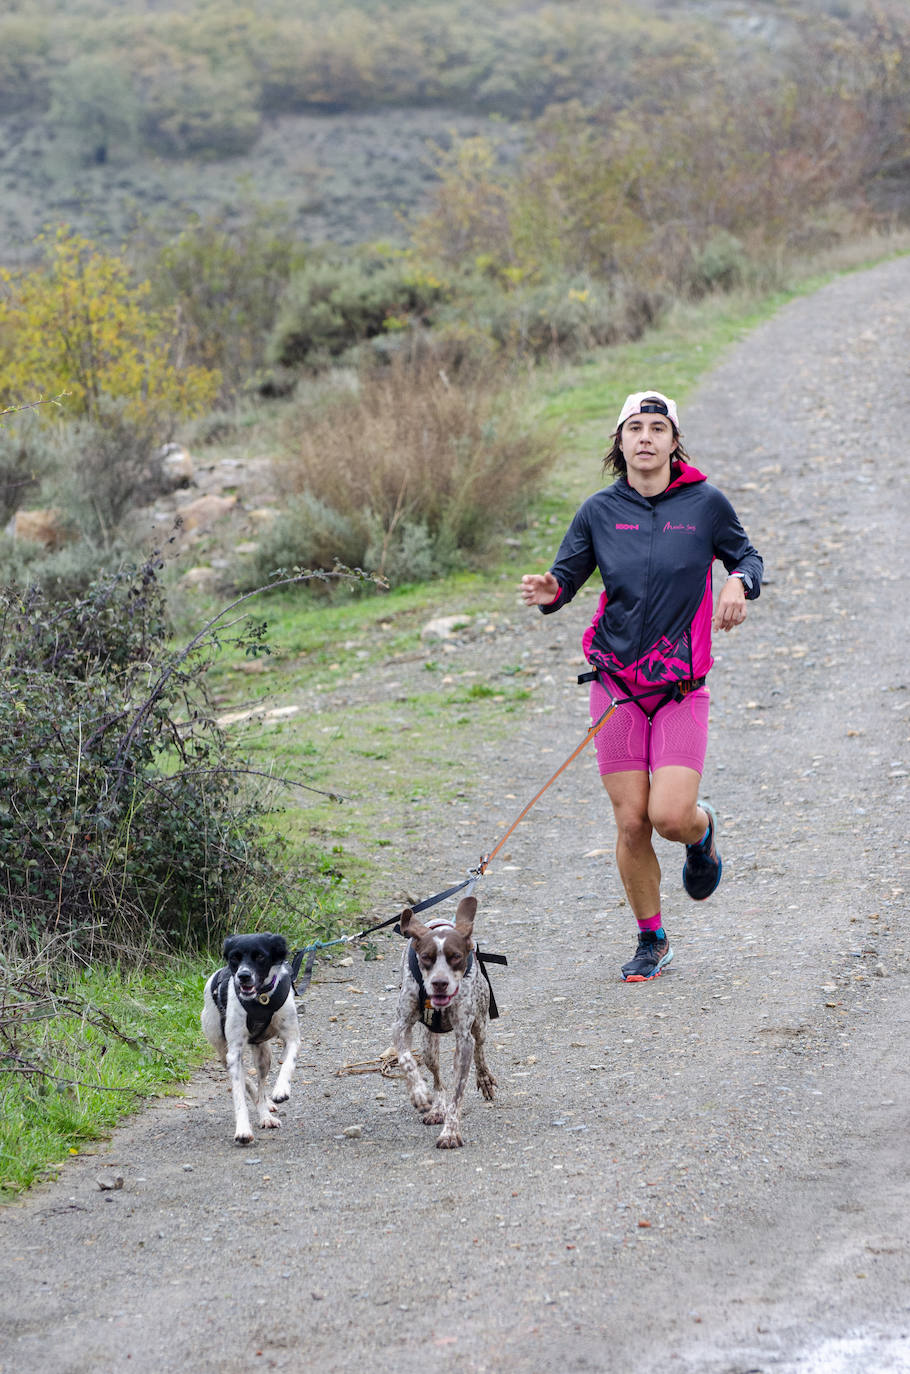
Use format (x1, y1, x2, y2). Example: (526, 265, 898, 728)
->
(201, 933, 301, 1144)
(393, 895, 496, 1148)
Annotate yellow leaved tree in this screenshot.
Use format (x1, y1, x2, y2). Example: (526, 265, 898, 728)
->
(0, 227, 220, 426)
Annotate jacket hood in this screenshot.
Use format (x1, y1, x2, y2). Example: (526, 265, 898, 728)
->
(617, 458, 707, 502)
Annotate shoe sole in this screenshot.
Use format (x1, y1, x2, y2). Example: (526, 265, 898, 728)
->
(683, 801, 722, 900)
(622, 946, 674, 982)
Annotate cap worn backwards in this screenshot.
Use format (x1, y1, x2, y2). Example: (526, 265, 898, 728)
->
(616, 390, 680, 431)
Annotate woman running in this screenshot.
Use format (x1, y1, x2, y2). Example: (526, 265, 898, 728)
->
(520, 390, 763, 981)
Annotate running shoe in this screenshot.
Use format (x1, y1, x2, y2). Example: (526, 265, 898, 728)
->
(682, 801, 722, 900)
(621, 928, 673, 982)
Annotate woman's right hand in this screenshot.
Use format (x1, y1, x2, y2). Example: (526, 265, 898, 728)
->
(519, 572, 560, 606)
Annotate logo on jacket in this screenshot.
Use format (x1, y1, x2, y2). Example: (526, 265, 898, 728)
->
(663, 521, 696, 533)
(616, 523, 639, 530)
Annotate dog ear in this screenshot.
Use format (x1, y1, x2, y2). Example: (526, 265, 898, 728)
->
(399, 907, 429, 941)
(454, 895, 477, 936)
(267, 933, 288, 964)
(222, 934, 242, 962)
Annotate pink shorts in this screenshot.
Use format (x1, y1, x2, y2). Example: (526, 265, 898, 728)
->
(590, 676, 709, 777)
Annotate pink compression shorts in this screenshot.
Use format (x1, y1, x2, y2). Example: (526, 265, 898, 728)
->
(590, 675, 710, 777)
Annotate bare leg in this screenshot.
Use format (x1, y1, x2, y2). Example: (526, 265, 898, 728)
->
(600, 769, 661, 922)
(648, 765, 708, 845)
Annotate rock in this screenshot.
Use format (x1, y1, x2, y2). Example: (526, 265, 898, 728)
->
(8, 508, 68, 550)
(177, 493, 238, 534)
(180, 566, 218, 593)
(420, 614, 471, 641)
(158, 443, 194, 489)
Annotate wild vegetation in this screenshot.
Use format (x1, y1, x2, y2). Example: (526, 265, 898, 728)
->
(1, 0, 909, 1192)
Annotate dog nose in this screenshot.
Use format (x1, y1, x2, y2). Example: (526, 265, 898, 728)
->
(431, 978, 451, 993)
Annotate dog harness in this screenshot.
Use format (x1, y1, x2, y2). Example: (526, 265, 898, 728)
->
(210, 966, 293, 1044)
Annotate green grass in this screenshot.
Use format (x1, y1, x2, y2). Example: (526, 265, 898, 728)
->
(0, 960, 207, 1197)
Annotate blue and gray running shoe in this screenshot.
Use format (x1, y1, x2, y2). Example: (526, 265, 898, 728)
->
(683, 801, 722, 900)
(621, 928, 673, 982)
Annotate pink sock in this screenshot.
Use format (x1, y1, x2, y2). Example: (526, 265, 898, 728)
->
(637, 913, 663, 932)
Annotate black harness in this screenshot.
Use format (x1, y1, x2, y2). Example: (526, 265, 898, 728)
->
(407, 941, 506, 1032)
(211, 966, 294, 1044)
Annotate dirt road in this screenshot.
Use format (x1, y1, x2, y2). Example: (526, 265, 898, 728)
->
(2, 257, 909, 1374)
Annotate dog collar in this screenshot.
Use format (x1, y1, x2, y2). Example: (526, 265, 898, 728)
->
(211, 967, 292, 1043)
(256, 974, 278, 1005)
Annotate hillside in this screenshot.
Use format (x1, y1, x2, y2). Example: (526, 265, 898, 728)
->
(2, 0, 897, 261)
(0, 106, 521, 261)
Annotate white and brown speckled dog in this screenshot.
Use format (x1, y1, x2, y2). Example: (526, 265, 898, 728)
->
(393, 896, 496, 1149)
(201, 933, 301, 1144)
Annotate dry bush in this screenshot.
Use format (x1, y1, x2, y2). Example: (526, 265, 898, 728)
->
(262, 355, 556, 584)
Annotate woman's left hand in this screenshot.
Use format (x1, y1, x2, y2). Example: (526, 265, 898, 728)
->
(713, 576, 747, 632)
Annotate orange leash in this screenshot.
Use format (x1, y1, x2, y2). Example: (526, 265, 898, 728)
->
(478, 701, 618, 875)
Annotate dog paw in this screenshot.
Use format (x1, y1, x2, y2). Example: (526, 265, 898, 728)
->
(234, 1130, 255, 1145)
(271, 1088, 290, 1104)
(421, 1109, 445, 1126)
(477, 1071, 497, 1101)
(259, 1113, 281, 1130)
(435, 1131, 463, 1149)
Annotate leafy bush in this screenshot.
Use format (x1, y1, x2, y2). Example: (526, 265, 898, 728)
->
(40, 400, 173, 547)
(688, 231, 749, 296)
(46, 54, 140, 166)
(469, 275, 622, 362)
(0, 229, 220, 429)
(138, 54, 262, 158)
(268, 253, 451, 370)
(0, 536, 125, 605)
(0, 555, 279, 958)
(243, 354, 556, 588)
(0, 411, 57, 526)
(145, 205, 307, 394)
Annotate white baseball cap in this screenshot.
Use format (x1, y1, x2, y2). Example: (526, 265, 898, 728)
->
(616, 390, 679, 430)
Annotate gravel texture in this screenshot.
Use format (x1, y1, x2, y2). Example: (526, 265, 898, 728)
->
(2, 257, 910, 1374)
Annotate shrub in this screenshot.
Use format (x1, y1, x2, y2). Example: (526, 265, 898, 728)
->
(0, 536, 126, 604)
(0, 555, 280, 958)
(146, 205, 306, 395)
(242, 354, 556, 589)
(0, 228, 220, 429)
(46, 54, 140, 166)
(268, 254, 451, 371)
(688, 231, 749, 296)
(0, 411, 57, 526)
(477, 276, 621, 361)
(40, 400, 173, 547)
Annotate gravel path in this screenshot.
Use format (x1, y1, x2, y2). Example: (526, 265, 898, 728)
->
(2, 257, 910, 1374)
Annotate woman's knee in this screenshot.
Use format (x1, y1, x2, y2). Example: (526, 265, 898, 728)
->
(612, 806, 653, 850)
(649, 800, 693, 843)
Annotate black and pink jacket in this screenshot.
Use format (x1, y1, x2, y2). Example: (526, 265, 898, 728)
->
(542, 461, 763, 691)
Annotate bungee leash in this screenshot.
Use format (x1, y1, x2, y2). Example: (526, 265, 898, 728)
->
(289, 683, 640, 997)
